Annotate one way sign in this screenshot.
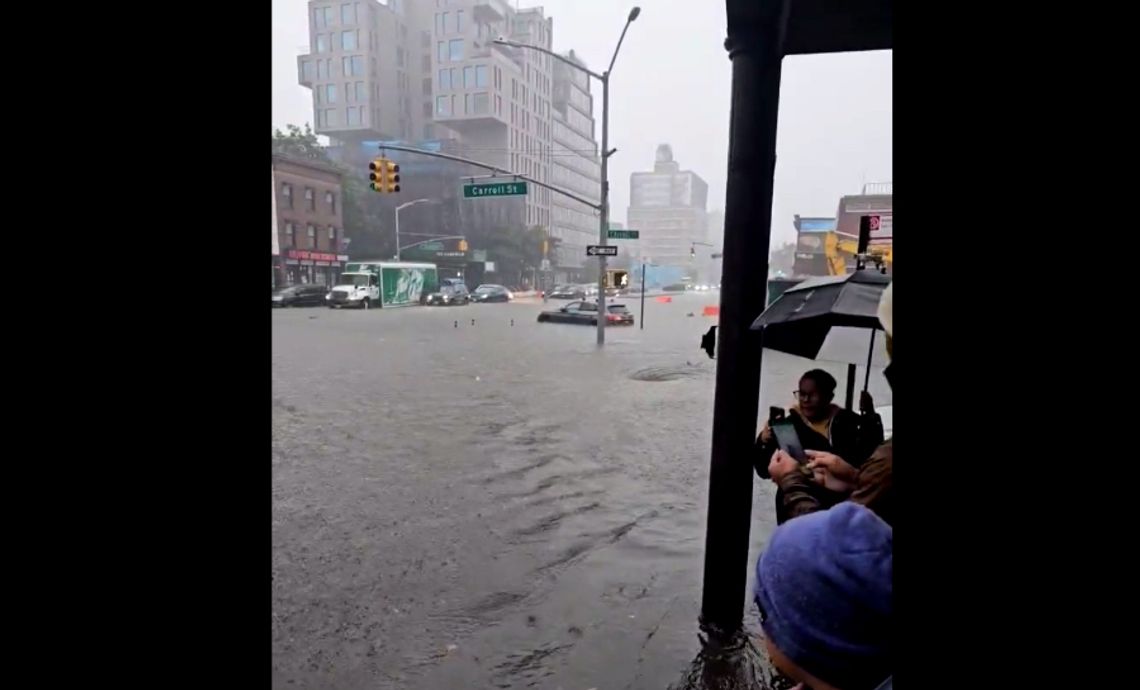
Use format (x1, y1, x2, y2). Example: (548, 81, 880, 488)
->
(586, 245, 618, 257)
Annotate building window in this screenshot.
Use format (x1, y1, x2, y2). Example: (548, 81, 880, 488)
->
(435, 13, 447, 35)
(302, 61, 314, 81)
(455, 10, 464, 32)
(314, 6, 333, 29)
(307, 224, 316, 247)
(341, 3, 355, 24)
(326, 83, 337, 103)
(281, 183, 293, 208)
(341, 30, 357, 51)
(449, 39, 463, 61)
(355, 82, 365, 102)
(436, 95, 450, 116)
(316, 60, 326, 79)
(305, 188, 315, 210)
(477, 65, 489, 88)
(328, 225, 337, 241)
(344, 81, 352, 103)
(463, 93, 470, 114)
(473, 92, 489, 114)
(325, 191, 336, 213)
(346, 107, 359, 126)
(316, 34, 328, 53)
(437, 41, 447, 62)
(438, 68, 451, 89)
(285, 223, 296, 246)
(463, 65, 474, 88)
(342, 55, 364, 76)
(423, 101, 432, 117)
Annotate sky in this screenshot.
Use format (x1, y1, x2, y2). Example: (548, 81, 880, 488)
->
(272, 0, 891, 248)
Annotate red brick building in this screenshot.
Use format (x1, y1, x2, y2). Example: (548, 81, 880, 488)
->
(273, 154, 347, 288)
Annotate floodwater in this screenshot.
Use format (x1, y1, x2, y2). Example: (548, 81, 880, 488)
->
(271, 293, 891, 689)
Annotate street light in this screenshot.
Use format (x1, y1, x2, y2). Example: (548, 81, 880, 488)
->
(495, 6, 640, 347)
(394, 198, 434, 260)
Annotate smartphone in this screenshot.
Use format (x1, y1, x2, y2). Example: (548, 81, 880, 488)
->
(770, 420, 807, 464)
(768, 406, 786, 423)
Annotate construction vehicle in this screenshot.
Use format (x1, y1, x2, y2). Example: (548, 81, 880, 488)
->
(823, 233, 892, 276)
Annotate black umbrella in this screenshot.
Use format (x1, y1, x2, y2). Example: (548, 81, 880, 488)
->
(750, 269, 890, 406)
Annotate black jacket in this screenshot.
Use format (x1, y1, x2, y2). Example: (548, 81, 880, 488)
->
(754, 407, 884, 525)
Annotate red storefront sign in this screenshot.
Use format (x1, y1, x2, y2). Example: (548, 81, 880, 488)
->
(286, 249, 341, 263)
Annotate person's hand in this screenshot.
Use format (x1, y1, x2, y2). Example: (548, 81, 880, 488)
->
(759, 424, 773, 444)
(860, 390, 875, 414)
(805, 449, 857, 493)
(768, 450, 800, 483)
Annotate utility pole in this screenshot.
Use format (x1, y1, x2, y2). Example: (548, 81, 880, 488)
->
(496, 6, 641, 347)
(394, 198, 433, 260)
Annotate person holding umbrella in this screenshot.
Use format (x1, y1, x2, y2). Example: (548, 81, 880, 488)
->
(764, 283, 894, 526)
(755, 369, 884, 525)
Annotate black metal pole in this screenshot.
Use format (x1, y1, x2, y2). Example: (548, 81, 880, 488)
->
(699, 0, 788, 640)
(845, 364, 857, 410)
(640, 262, 646, 330)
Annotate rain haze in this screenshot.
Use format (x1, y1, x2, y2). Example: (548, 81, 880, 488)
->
(272, 0, 891, 247)
(272, 2, 892, 688)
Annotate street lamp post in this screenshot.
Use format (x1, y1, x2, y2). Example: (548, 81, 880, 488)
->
(496, 6, 640, 347)
(394, 198, 433, 260)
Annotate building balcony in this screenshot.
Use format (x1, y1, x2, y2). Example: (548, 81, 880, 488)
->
(473, 0, 511, 23)
(297, 54, 313, 88)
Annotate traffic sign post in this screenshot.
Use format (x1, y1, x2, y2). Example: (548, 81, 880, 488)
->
(586, 245, 618, 257)
(607, 229, 639, 240)
(463, 181, 529, 198)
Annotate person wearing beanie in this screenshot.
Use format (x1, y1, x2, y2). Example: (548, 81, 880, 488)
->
(754, 502, 893, 690)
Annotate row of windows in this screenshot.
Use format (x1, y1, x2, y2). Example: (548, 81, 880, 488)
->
(313, 30, 358, 53)
(433, 10, 464, 35)
(314, 81, 368, 106)
(313, 3, 357, 30)
(435, 92, 489, 116)
(316, 106, 370, 128)
(437, 65, 488, 90)
(436, 39, 463, 62)
(279, 184, 338, 214)
(282, 222, 340, 250)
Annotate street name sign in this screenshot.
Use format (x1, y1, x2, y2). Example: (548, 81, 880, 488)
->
(607, 229, 639, 239)
(463, 181, 528, 198)
(586, 245, 618, 257)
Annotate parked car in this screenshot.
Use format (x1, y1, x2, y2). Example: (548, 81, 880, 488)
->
(272, 284, 328, 308)
(548, 284, 585, 300)
(425, 279, 470, 306)
(470, 284, 513, 302)
(537, 301, 635, 326)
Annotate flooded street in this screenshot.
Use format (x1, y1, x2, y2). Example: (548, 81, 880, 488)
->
(271, 294, 892, 689)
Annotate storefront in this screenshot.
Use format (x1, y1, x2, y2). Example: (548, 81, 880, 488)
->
(283, 249, 349, 287)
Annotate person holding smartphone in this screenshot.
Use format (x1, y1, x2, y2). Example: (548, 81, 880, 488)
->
(755, 369, 884, 525)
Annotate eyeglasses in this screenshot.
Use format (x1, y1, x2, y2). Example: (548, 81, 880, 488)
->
(793, 390, 821, 401)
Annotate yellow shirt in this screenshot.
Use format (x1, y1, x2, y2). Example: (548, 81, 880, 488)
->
(791, 403, 840, 442)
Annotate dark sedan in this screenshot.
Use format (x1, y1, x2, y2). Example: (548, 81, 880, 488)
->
(548, 285, 585, 300)
(271, 284, 328, 307)
(425, 283, 470, 306)
(470, 284, 513, 303)
(536, 301, 635, 326)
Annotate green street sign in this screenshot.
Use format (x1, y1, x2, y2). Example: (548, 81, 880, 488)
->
(607, 229, 639, 239)
(463, 181, 528, 198)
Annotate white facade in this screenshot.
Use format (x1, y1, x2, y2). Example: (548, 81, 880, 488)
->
(550, 50, 600, 271)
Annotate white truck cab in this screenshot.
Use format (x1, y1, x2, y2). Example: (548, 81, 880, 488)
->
(327, 272, 379, 309)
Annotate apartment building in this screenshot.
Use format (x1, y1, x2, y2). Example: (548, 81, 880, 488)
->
(627, 144, 709, 271)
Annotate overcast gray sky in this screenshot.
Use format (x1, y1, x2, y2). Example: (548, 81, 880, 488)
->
(273, 0, 891, 247)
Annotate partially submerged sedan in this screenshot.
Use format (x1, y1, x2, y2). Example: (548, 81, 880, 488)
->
(536, 301, 635, 326)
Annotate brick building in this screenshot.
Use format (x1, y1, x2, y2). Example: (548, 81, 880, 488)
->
(273, 154, 348, 287)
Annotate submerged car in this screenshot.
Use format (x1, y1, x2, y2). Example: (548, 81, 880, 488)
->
(548, 284, 585, 300)
(425, 280, 470, 306)
(537, 301, 635, 326)
(272, 284, 328, 308)
(470, 284, 512, 302)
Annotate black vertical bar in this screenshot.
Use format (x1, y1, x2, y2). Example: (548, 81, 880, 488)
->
(640, 263, 646, 330)
(700, 0, 790, 638)
(845, 363, 857, 410)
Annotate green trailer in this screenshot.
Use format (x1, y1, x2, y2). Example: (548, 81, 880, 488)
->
(329, 261, 439, 309)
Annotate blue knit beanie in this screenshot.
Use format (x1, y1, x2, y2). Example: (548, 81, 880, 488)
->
(754, 502, 892, 690)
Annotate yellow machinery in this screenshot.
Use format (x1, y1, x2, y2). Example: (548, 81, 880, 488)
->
(824, 233, 892, 276)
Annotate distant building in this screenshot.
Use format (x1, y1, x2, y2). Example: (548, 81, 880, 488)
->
(626, 144, 709, 272)
(273, 154, 347, 287)
(550, 49, 600, 279)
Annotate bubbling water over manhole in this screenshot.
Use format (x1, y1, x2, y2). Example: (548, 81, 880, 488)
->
(628, 364, 709, 382)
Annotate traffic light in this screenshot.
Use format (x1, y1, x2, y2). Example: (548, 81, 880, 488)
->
(368, 158, 386, 192)
(613, 270, 629, 288)
(367, 157, 401, 193)
(385, 160, 400, 193)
